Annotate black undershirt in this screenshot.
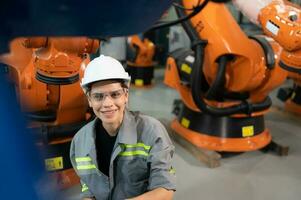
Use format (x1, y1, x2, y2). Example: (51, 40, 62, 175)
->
(95, 120, 117, 177)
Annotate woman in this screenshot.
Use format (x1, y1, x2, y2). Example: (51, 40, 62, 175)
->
(70, 55, 176, 200)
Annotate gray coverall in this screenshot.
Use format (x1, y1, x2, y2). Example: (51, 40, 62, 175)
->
(70, 110, 176, 200)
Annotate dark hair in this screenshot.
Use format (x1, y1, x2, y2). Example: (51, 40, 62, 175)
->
(85, 79, 129, 95)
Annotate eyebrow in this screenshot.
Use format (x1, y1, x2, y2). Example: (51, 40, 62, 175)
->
(91, 89, 123, 94)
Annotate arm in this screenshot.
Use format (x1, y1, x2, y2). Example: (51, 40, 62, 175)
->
(131, 118, 176, 199)
(70, 137, 95, 199)
(126, 187, 174, 200)
(79, 181, 95, 200)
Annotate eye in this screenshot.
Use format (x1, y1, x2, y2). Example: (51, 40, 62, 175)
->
(92, 93, 104, 101)
(110, 90, 122, 99)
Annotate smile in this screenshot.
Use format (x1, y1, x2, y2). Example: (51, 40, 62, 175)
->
(101, 109, 118, 115)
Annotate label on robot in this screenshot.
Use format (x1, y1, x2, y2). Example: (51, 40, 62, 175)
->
(266, 21, 279, 36)
(45, 156, 64, 171)
(185, 55, 195, 63)
(242, 126, 254, 137)
(181, 117, 190, 128)
(135, 79, 144, 86)
(181, 64, 192, 74)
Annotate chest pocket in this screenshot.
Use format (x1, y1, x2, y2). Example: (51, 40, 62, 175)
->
(116, 143, 151, 183)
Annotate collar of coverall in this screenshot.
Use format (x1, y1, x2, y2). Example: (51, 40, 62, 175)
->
(84, 109, 139, 165)
(114, 109, 138, 145)
(88, 109, 138, 148)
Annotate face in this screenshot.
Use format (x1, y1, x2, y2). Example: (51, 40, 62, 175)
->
(87, 80, 128, 128)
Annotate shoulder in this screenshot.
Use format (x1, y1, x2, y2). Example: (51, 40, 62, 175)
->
(139, 114, 163, 129)
(129, 111, 164, 131)
(72, 118, 97, 144)
(130, 111, 170, 143)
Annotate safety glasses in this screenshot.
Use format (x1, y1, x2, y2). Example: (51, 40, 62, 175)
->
(89, 89, 126, 102)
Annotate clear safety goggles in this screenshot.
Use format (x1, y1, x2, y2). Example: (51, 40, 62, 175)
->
(89, 88, 126, 102)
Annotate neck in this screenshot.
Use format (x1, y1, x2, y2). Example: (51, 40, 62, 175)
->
(102, 123, 118, 136)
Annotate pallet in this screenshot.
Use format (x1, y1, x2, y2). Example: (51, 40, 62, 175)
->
(159, 118, 221, 168)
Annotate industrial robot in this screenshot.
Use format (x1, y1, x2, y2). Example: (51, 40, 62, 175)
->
(164, 0, 301, 159)
(126, 34, 156, 87)
(255, 0, 301, 116)
(0, 37, 99, 188)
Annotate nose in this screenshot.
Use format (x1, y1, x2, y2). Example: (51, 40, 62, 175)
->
(101, 94, 114, 107)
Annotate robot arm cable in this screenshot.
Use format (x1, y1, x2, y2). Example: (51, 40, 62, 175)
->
(148, 0, 209, 31)
(174, 0, 272, 116)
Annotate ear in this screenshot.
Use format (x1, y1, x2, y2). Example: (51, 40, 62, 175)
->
(87, 97, 93, 107)
(124, 91, 129, 104)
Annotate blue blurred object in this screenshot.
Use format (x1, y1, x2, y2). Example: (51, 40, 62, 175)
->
(0, 70, 58, 199)
(0, 0, 173, 53)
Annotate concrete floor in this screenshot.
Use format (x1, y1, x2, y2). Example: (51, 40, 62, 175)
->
(62, 69, 301, 200)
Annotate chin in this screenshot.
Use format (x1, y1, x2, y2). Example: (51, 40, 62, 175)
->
(102, 118, 116, 124)
(100, 115, 118, 124)
(97, 110, 124, 125)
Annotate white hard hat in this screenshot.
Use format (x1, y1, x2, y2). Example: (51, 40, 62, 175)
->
(81, 55, 131, 90)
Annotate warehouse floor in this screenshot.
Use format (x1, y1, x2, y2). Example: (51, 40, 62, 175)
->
(61, 69, 301, 200)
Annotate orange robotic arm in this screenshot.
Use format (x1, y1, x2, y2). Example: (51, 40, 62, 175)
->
(25, 37, 99, 85)
(258, 1, 301, 114)
(0, 37, 99, 189)
(232, 0, 301, 116)
(258, 1, 301, 71)
(234, 0, 301, 80)
(127, 35, 155, 67)
(165, 0, 287, 116)
(164, 0, 288, 153)
(127, 35, 156, 86)
(0, 37, 99, 124)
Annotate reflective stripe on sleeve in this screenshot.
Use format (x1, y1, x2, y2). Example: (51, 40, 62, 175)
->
(75, 157, 92, 162)
(169, 167, 176, 174)
(119, 150, 149, 157)
(81, 183, 89, 192)
(76, 164, 96, 170)
(123, 143, 151, 150)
